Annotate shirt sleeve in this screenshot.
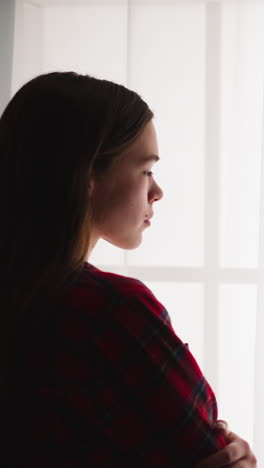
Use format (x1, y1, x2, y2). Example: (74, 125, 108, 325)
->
(56, 275, 227, 467)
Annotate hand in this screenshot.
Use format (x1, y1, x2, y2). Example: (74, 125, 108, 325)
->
(196, 420, 257, 467)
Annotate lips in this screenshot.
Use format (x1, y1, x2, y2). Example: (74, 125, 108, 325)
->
(144, 213, 153, 224)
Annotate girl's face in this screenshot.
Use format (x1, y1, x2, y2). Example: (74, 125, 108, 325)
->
(88, 120, 163, 254)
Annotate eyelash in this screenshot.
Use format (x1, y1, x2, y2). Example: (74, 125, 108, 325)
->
(144, 170, 154, 177)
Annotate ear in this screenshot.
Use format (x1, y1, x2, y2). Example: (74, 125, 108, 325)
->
(88, 177, 95, 197)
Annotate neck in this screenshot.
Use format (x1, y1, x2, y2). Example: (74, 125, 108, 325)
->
(86, 234, 99, 260)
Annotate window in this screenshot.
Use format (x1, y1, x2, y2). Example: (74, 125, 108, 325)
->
(12, 0, 264, 463)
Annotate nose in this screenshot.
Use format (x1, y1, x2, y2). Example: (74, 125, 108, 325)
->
(149, 180, 164, 203)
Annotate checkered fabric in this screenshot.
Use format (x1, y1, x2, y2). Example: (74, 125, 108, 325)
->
(14, 262, 226, 467)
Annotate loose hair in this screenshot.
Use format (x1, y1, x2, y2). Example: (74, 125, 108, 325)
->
(0, 71, 153, 406)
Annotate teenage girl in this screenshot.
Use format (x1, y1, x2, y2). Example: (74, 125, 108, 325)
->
(0, 72, 257, 467)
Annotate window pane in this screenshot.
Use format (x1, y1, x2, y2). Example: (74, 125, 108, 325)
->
(42, 4, 127, 83)
(217, 284, 257, 445)
(23, 3, 43, 85)
(220, 1, 264, 267)
(89, 239, 124, 265)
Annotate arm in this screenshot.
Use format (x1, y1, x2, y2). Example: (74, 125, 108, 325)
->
(61, 275, 227, 466)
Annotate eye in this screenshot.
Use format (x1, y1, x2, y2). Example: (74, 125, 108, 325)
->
(144, 170, 154, 177)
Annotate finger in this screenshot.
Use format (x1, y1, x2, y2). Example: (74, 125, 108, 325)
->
(196, 435, 255, 468)
(213, 420, 230, 439)
(219, 435, 257, 466)
(221, 436, 249, 463)
(214, 420, 229, 433)
(228, 456, 257, 468)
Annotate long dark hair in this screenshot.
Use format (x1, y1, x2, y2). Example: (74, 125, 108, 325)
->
(0, 71, 153, 404)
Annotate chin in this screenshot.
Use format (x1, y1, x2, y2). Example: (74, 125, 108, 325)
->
(105, 236, 142, 250)
(125, 242, 142, 250)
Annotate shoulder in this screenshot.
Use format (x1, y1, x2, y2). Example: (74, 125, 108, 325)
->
(62, 262, 172, 330)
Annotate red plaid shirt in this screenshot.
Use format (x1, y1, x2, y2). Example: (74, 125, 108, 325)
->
(15, 262, 226, 467)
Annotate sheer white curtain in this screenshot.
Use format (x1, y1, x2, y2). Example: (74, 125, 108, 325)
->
(12, 0, 264, 463)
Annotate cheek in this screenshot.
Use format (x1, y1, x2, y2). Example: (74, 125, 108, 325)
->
(94, 185, 128, 224)
(92, 176, 148, 226)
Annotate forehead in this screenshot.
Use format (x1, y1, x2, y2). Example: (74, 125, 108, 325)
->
(118, 120, 159, 166)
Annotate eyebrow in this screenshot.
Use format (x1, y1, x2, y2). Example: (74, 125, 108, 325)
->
(141, 154, 160, 162)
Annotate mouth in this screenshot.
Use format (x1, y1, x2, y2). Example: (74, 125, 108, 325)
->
(144, 218, 151, 226)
